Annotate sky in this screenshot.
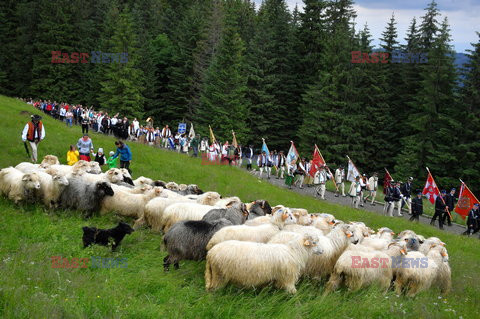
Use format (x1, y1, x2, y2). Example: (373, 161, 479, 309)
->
(253, 0, 479, 53)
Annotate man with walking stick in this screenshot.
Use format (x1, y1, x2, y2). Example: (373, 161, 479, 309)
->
(21, 114, 45, 163)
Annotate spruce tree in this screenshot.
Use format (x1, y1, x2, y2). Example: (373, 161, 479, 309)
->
(98, 6, 144, 118)
(197, 26, 250, 142)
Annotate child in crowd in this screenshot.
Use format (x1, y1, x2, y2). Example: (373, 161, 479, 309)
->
(92, 147, 106, 166)
(67, 145, 79, 166)
(106, 151, 117, 169)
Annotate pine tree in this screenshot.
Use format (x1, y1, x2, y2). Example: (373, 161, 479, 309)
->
(457, 32, 480, 192)
(197, 26, 250, 142)
(395, 16, 459, 188)
(246, 0, 301, 149)
(98, 6, 144, 118)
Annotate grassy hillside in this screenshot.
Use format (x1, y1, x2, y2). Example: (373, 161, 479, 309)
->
(0, 95, 479, 319)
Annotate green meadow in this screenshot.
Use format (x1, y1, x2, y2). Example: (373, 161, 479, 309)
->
(0, 96, 478, 318)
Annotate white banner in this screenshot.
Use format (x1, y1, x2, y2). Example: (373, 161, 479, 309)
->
(346, 159, 360, 182)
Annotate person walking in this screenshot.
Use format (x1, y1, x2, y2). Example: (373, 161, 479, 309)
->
(390, 181, 403, 217)
(383, 180, 395, 216)
(348, 175, 362, 208)
(314, 165, 328, 200)
(443, 188, 456, 227)
(463, 203, 480, 235)
(294, 158, 307, 189)
(400, 177, 414, 214)
(77, 134, 94, 161)
(190, 134, 200, 157)
(112, 140, 132, 174)
(21, 114, 45, 163)
(161, 125, 172, 148)
(410, 191, 423, 222)
(276, 151, 286, 179)
(430, 190, 447, 230)
(81, 114, 90, 134)
(245, 145, 254, 170)
(285, 159, 296, 189)
(334, 166, 346, 197)
(257, 151, 268, 178)
(364, 172, 378, 205)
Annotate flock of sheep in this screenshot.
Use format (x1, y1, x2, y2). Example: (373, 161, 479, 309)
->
(0, 155, 451, 297)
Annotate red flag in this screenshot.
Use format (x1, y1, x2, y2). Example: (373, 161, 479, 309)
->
(422, 172, 439, 205)
(383, 169, 393, 194)
(455, 182, 479, 220)
(309, 146, 325, 177)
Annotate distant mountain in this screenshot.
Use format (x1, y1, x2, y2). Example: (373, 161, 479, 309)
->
(454, 52, 469, 70)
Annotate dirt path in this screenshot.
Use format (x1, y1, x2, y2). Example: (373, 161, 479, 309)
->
(257, 173, 467, 236)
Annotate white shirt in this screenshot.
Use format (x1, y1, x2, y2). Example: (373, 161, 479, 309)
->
(133, 120, 140, 131)
(335, 168, 345, 183)
(22, 123, 45, 141)
(111, 117, 118, 125)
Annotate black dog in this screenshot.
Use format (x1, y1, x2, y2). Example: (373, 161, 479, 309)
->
(82, 222, 134, 251)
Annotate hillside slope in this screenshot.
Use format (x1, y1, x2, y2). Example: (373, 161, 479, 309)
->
(0, 95, 479, 318)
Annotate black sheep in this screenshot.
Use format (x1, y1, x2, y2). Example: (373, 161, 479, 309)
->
(247, 200, 272, 219)
(163, 218, 232, 271)
(82, 221, 134, 251)
(201, 202, 249, 225)
(60, 178, 114, 217)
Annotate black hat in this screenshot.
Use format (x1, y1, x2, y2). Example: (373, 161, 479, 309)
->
(31, 114, 42, 121)
(441, 189, 447, 194)
(417, 191, 422, 195)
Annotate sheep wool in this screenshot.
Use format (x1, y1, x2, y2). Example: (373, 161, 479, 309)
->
(205, 233, 323, 293)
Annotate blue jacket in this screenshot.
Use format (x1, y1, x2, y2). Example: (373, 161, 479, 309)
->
(113, 144, 132, 161)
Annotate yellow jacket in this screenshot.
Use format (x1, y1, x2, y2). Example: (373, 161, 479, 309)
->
(67, 150, 79, 166)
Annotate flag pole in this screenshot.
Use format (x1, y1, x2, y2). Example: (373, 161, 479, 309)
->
(426, 167, 451, 219)
(459, 179, 480, 203)
(315, 144, 338, 191)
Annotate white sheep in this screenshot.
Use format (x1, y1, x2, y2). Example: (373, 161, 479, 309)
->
(325, 241, 407, 293)
(78, 168, 124, 184)
(361, 227, 395, 250)
(0, 167, 41, 203)
(303, 224, 359, 280)
(49, 161, 90, 177)
(311, 213, 336, 234)
(35, 169, 69, 208)
(214, 196, 242, 207)
(270, 226, 325, 243)
(133, 176, 154, 187)
(101, 186, 164, 218)
(291, 208, 312, 226)
(205, 233, 324, 293)
(140, 197, 193, 231)
(165, 181, 179, 190)
(393, 244, 446, 297)
(194, 192, 221, 205)
(161, 202, 221, 233)
(40, 155, 60, 167)
(206, 209, 297, 250)
(87, 161, 102, 174)
(15, 162, 43, 173)
(419, 237, 445, 255)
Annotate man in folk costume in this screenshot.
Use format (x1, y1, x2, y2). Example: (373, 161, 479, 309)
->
(276, 151, 286, 179)
(154, 127, 161, 146)
(257, 151, 269, 178)
(285, 159, 297, 189)
(161, 125, 172, 148)
(314, 164, 328, 200)
(21, 114, 45, 163)
(359, 174, 367, 207)
(383, 180, 396, 216)
(334, 166, 346, 197)
(146, 117, 153, 129)
(348, 175, 362, 208)
(400, 177, 414, 215)
(303, 159, 313, 187)
(222, 141, 229, 163)
(431, 190, 448, 230)
(208, 142, 217, 162)
(294, 158, 307, 188)
(245, 145, 254, 170)
(146, 128, 155, 146)
(200, 138, 208, 154)
(443, 188, 456, 227)
(410, 191, 423, 222)
(236, 144, 242, 166)
(132, 118, 140, 135)
(463, 203, 480, 235)
(364, 172, 378, 205)
(389, 181, 403, 217)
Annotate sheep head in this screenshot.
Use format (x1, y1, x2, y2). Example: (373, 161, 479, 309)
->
(22, 173, 41, 190)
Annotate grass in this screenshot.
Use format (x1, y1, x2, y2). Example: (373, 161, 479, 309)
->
(0, 95, 479, 318)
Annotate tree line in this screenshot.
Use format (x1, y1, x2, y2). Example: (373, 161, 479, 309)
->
(0, 0, 479, 192)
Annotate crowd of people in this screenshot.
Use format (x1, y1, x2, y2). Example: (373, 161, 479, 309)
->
(22, 98, 479, 235)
